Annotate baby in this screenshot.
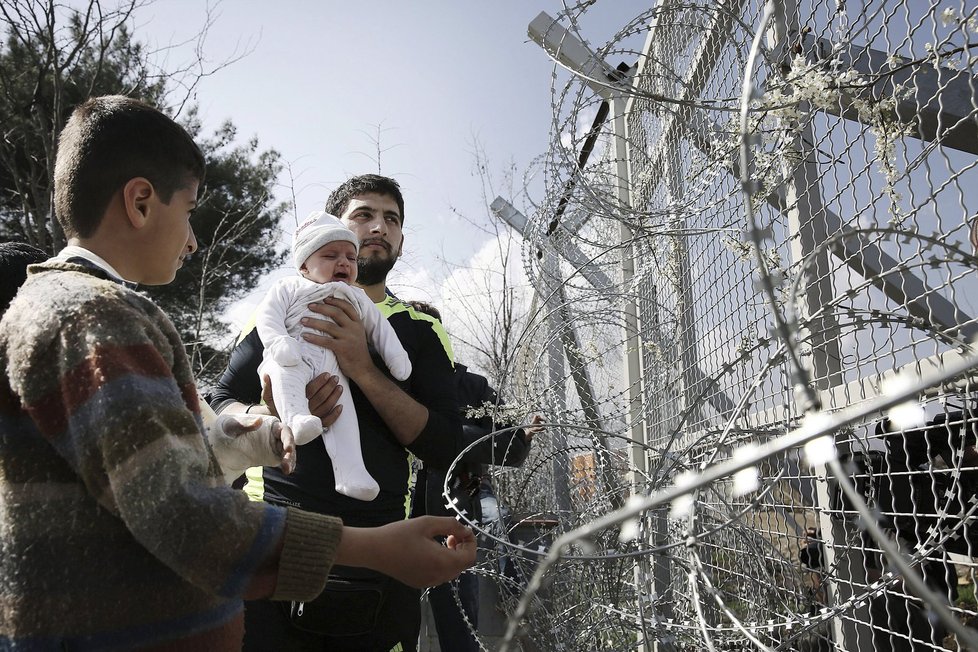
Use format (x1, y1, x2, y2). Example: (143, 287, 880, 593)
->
(254, 211, 411, 501)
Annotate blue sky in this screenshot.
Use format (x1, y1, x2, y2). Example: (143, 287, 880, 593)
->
(139, 1, 644, 319)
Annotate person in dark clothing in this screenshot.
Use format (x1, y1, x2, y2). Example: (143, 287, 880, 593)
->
(0, 241, 48, 458)
(0, 242, 46, 315)
(868, 413, 978, 651)
(418, 361, 536, 523)
(421, 363, 540, 652)
(799, 527, 826, 612)
(833, 413, 978, 651)
(209, 175, 464, 652)
(407, 299, 542, 652)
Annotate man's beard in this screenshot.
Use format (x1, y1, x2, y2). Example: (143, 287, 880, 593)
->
(357, 254, 397, 286)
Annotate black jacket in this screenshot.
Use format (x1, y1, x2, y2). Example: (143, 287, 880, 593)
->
(420, 363, 531, 520)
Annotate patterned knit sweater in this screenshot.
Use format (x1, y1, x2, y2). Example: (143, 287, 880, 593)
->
(0, 260, 342, 650)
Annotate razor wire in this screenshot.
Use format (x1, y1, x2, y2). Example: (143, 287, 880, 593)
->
(436, 1, 978, 651)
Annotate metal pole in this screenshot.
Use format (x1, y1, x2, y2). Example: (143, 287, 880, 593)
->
(763, 2, 859, 648)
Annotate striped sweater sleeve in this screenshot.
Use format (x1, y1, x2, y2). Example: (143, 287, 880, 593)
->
(2, 273, 338, 601)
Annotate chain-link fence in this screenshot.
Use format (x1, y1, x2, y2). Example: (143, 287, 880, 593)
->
(454, 2, 978, 650)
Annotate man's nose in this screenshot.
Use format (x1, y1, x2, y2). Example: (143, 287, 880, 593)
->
(186, 228, 198, 255)
(367, 215, 387, 234)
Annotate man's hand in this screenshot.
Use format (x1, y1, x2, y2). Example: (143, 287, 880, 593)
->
(301, 299, 429, 447)
(523, 414, 545, 443)
(255, 373, 344, 430)
(305, 372, 343, 428)
(337, 516, 477, 589)
(207, 414, 296, 484)
(301, 299, 375, 383)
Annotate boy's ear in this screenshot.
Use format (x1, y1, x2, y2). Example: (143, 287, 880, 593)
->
(122, 177, 155, 229)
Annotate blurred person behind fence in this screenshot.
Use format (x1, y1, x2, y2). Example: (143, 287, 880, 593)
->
(407, 299, 543, 652)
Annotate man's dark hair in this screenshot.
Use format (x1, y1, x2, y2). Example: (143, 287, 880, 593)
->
(324, 174, 405, 224)
(54, 95, 206, 239)
(0, 242, 47, 316)
(405, 300, 441, 321)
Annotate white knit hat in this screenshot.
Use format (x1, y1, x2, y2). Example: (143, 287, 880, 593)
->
(292, 211, 359, 269)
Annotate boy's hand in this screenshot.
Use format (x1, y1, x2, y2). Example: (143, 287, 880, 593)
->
(207, 414, 296, 483)
(336, 516, 477, 589)
(259, 374, 278, 417)
(301, 299, 373, 383)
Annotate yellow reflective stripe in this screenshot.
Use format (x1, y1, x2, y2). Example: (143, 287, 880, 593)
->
(377, 296, 455, 364)
(380, 296, 454, 520)
(389, 643, 404, 652)
(243, 466, 265, 502)
(403, 451, 418, 519)
(236, 311, 258, 345)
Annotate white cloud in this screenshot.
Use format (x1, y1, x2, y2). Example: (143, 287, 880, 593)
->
(432, 232, 536, 362)
(388, 264, 443, 304)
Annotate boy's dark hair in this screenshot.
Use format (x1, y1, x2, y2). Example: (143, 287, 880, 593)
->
(324, 174, 405, 224)
(405, 300, 441, 321)
(54, 95, 206, 239)
(0, 242, 47, 316)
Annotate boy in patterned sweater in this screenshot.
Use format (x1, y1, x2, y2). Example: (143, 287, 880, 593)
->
(0, 95, 474, 651)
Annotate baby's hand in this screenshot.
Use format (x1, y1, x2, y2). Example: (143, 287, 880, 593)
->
(268, 336, 302, 366)
(388, 353, 412, 381)
(207, 414, 296, 484)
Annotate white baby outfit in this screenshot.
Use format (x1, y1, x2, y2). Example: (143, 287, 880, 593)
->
(254, 212, 411, 501)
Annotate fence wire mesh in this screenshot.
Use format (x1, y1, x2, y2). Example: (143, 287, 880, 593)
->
(442, 1, 978, 650)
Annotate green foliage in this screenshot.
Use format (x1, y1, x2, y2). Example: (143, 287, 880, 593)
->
(957, 582, 976, 610)
(0, 2, 288, 385)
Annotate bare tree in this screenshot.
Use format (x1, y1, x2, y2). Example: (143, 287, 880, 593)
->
(0, 0, 252, 250)
(438, 140, 542, 403)
(0, 1, 285, 387)
(352, 121, 404, 175)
